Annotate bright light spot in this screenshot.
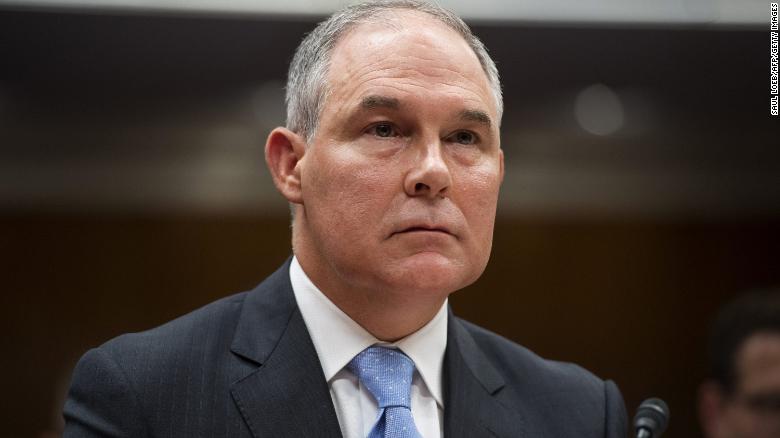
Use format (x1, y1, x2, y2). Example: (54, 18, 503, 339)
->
(574, 83, 624, 136)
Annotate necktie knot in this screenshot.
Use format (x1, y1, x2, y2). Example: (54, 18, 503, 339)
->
(347, 346, 415, 409)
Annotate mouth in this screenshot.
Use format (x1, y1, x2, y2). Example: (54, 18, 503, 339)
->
(393, 225, 454, 237)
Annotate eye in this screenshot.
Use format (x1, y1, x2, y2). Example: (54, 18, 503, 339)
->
(449, 130, 478, 145)
(367, 123, 398, 138)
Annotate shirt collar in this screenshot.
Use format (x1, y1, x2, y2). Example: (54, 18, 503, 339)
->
(289, 255, 447, 407)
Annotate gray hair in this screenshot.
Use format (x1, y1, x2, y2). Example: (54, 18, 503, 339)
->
(285, 0, 503, 142)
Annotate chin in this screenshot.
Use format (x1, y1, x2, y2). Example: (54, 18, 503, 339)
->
(384, 252, 477, 295)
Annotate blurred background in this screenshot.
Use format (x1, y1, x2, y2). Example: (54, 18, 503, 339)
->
(0, 0, 778, 436)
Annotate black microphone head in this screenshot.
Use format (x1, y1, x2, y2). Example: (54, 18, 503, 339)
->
(633, 398, 670, 438)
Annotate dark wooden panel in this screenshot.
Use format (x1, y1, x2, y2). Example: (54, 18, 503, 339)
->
(1, 214, 778, 437)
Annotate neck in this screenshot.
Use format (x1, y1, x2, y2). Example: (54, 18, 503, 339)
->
(329, 286, 445, 342)
(292, 224, 447, 342)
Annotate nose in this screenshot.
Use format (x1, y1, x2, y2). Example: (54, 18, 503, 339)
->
(403, 139, 452, 199)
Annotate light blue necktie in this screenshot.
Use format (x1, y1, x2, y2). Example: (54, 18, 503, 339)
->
(348, 346, 424, 438)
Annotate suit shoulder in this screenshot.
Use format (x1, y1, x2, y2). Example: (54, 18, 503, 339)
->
(455, 318, 628, 436)
(96, 291, 249, 368)
(457, 318, 605, 392)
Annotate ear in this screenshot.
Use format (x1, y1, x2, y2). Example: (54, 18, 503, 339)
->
(698, 381, 727, 438)
(265, 127, 306, 204)
(498, 148, 505, 185)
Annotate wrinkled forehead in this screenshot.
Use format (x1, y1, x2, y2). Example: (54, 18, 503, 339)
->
(324, 10, 496, 116)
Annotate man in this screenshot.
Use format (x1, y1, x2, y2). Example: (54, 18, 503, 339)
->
(64, 1, 628, 437)
(699, 291, 780, 438)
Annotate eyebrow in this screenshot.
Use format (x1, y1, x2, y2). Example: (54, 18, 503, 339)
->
(459, 109, 492, 128)
(360, 95, 401, 110)
(358, 94, 493, 128)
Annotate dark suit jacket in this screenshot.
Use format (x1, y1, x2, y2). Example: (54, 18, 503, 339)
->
(64, 259, 628, 437)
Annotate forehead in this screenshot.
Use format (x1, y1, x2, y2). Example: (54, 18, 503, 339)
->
(736, 332, 780, 392)
(323, 10, 495, 116)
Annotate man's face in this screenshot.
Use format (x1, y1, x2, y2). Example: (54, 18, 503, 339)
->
(703, 332, 780, 438)
(295, 11, 503, 299)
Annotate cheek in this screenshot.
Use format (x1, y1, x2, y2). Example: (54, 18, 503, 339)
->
(452, 165, 500, 280)
(728, 407, 762, 436)
(303, 149, 397, 233)
(458, 166, 501, 234)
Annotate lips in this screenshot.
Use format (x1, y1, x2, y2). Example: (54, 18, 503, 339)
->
(391, 223, 455, 238)
(401, 226, 450, 234)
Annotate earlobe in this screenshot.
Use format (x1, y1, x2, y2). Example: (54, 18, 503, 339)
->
(265, 127, 306, 204)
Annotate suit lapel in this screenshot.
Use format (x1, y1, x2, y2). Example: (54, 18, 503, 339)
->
(443, 311, 526, 438)
(226, 260, 526, 437)
(229, 259, 342, 438)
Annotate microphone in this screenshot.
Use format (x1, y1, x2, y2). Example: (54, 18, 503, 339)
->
(633, 398, 669, 438)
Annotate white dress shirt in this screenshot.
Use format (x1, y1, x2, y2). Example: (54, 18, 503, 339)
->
(289, 256, 447, 438)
